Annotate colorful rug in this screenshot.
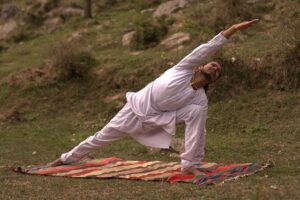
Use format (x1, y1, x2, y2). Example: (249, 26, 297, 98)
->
(14, 157, 273, 186)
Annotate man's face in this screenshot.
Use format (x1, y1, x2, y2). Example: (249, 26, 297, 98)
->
(191, 61, 222, 90)
(201, 61, 221, 83)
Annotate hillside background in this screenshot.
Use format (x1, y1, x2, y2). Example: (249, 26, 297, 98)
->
(0, 0, 299, 199)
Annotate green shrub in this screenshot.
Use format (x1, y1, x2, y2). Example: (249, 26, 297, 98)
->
(207, 53, 268, 101)
(132, 0, 163, 9)
(0, 43, 8, 52)
(49, 41, 97, 80)
(269, 9, 300, 89)
(133, 14, 169, 49)
(24, 10, 45, 26)
(189, 0, 274, 32)
(215, 0, 252, 28)
(8, 26, 33, 43)
(23, 0, 59, 26)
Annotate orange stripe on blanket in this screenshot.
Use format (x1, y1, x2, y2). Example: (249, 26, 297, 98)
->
(53, 160, 141, 176)
(97, 162, 178, 178)
(35, 157, 121, 175)
(65, 161, 147, 177)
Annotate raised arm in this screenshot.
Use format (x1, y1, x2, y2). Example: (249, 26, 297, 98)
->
(222, 19, 259, 39)
(174, 19, 259, 70)
(174, 32, 229, 70)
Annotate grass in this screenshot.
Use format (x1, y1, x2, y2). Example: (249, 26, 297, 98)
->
(0, 83, 299, 199)
(0, 0, 299, 199)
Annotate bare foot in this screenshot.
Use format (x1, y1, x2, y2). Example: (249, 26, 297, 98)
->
(46, 158, 65, 167)
(181, 167, 205, 176)
(46, 155, 95, 167)
(197, 163, 220, 172)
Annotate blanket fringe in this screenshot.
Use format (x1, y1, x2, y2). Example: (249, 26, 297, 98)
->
(218, 160, 274, 185)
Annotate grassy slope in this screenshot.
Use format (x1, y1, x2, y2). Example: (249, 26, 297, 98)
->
(0, 0, 299, 199)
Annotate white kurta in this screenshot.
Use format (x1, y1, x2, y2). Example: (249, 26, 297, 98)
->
(60, 33, 229, 167)
(126, 32, 229, 147)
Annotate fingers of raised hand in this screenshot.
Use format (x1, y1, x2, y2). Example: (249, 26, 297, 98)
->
(234, 19, 259, 30)
(249, 19, 259, 24)
(246, 19, 259, 26)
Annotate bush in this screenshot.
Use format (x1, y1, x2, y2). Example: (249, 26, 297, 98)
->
(213, 0, 253, 30)
(189, 0, 274, 32)
(23, 0, 59, 26)
(24, 9, 45, 26)
(8, 26, 34, 43)
(267, 3, 300, 89)
(133, 14, 169, 49)
(0, 43, 8, 52)
(132, 0, 163, 9)
(49, 41, 97, 80)
(207, 53, 267, 101)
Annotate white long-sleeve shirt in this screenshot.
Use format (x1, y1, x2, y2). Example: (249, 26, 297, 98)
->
(125, 33, 229, 148)
(60, 33, 231, 164)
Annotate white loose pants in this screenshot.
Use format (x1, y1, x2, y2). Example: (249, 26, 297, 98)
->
(60, 103, 207, 170)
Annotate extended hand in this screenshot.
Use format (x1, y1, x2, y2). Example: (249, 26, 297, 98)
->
(232, 19, 259, 31)
(222, 19, 259, 39)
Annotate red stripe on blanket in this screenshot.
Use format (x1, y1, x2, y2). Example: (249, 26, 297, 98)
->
(129, 169, 180, 179)
(35, 157, 121, 175)
(64, 161, 146, 177)
(167, 174, 196, 183)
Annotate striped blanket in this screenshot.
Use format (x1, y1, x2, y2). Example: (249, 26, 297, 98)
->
(15, 157, 272, 186)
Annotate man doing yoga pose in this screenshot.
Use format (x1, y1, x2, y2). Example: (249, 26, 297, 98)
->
(47, 19, 259, 175)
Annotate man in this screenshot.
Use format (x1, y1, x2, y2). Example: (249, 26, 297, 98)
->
(48, 19, 259, 175)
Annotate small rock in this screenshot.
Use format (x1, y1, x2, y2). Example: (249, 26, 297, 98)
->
(0, 20, 19, 41)
(277, 150, 282, 154)
(94, 68, 107, 77)
(160, 32, 191, 49)
(153, 0, 189, 18)
(1, 4, 20, 20)
(270, 185, 278, 190)
(141, 8, 156, 14)
(44, 17, 64, 32)
(32, 151, 37, 155)
(231, 56, 236, 63)
(130, 51, 143, 56)
(171, 21, 184, 30)
(254, 57, 261, 62)
(167, 62, 175, 67)
(171, 45, 184, 52)
(247, 0, 263, 4)
(67, 31, 82, 42)
(62, 7, 84, 18)
(104, 92, 125, 103)
(122, 31, 137, 47)
(262, 14, 273, 22)
(96, 25, 103, 30)
(45, 7, 83, 19)
(0, 114, 6, 121)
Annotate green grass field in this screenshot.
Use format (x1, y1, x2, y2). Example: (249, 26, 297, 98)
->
(0, 0, 299, 199)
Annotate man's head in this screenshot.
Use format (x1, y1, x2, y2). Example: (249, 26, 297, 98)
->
(191, 61, 222, 90)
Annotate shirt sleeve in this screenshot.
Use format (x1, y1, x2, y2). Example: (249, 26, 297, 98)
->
(174, 32, 230, 70)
